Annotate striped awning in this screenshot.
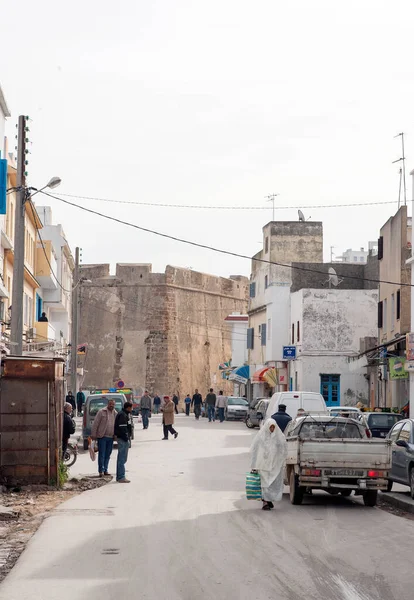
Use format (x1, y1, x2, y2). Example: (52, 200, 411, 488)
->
(252, 367, 269, 382)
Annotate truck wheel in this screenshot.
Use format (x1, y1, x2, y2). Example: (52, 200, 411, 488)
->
(289, 470, 304, 505)
(363, 490, 378, 507)
(340, 490, 352, 497)
(387, 479, 393, 493)
(245, 417, 255, 429)
(83, 438, 89, 451)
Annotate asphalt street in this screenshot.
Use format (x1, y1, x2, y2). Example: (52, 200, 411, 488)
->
(1, 415, 413, 600)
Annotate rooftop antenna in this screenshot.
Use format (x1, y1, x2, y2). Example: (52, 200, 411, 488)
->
(265, 194, 278, 221)
(393, 133, 407, 206)
(327, 267, 344, 289)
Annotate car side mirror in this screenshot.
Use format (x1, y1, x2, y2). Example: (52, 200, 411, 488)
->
(396, 439, 409, 449)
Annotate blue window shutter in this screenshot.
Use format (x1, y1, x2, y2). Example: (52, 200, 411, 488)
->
(247, 327, 254, 349)
(261, 324, 267, 346)
(249, 282, 256, 298)
(0, 160, 7, 215)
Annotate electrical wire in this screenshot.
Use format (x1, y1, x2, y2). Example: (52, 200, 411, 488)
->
(53, 191, 400, 211)
(41, 190, 414, 289)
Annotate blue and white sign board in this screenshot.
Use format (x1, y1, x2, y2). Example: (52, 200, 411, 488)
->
(283, 346, 297, 360)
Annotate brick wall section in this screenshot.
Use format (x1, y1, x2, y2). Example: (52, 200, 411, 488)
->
(78, 264, 248, 398)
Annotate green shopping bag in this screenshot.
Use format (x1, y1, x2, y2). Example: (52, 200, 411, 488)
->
(246, 471, 261, 500)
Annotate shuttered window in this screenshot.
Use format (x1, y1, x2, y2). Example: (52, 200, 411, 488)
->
(249, 282, 256, 298)
(247, 327, 255, 349)
(378, 236, 384, 260)
(378, 301, 383, 329)
(396, 290, 401, 321)
(261, 323, 267, 346)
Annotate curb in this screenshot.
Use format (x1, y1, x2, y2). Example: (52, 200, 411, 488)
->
(380, 491, 414, 514)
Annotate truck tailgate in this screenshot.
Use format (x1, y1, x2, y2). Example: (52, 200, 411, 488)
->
(287, 438, 391, 470)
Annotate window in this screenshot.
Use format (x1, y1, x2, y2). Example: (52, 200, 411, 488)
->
(249, 282, 256, 298)
(292, 323, 295, 344)
(247, 327, 255, 349)
(378, 236, 384, 260)
(264, 275, 268, 289)
(297, 321, 300, 342)
(36, 293, 43, 321)
(398, 421, 412, 443)
(383, 298, 387, 331)
(353, 256, 358, 262)
(28, 297, 33, 327)
(378, 301, 383, 329)
(391, 294, 395, 331)
(267, 318, 271, 340)
(0, 301, 4, 322)
(389, 421, 404, 442)
(360, 257, 364, 262)
(396, 290, 401, 321)
(261, 323, 267, 346)
(265, 237, 269, 253)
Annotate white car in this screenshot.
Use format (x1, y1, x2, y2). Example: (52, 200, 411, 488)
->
(225, 397, 249, 421)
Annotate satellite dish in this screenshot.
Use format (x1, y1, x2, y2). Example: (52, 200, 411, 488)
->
(327, 267, 344, 288)
(298, 210, 305, 222)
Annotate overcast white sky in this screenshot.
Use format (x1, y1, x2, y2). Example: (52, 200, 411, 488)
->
(2, 0, 414, 278)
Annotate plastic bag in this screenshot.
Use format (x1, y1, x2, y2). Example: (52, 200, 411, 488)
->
(88, 437, 98, 461)
(246, 471, 262, 500)
(137, 415, 142, 423)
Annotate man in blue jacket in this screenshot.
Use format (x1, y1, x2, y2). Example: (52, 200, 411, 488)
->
(271, 404, 292, 433)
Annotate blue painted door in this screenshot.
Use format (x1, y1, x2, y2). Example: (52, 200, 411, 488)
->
(320, 375, 340, 406)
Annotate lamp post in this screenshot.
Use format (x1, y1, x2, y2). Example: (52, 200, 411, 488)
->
(10, 116, 61, 355)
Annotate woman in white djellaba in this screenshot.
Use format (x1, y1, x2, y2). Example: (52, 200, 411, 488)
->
(250, 418, 288, 510)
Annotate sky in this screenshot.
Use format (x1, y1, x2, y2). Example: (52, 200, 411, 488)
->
(1, 0, 414, 279)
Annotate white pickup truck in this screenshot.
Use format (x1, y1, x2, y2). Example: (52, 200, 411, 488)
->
(285, 416, 391, 507)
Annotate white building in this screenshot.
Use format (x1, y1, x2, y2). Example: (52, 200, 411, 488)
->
(224, 312, 248, 367)
(290, 288, 378, 405)
(337, 243, 377, 264)
(0, 87, 11, 352)
(35, 206, 74, 351)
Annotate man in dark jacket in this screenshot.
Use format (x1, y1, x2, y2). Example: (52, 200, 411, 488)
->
(115, 401, 133, 483)
(271, 404, 292, 432)
(173, 393, 179, 414)
(191, 389, 203, 420)
(63, 402, 76, 456)
(205, 388, 217, 422)
(76, 388, 85, 416)
(66, 391, 76, 414)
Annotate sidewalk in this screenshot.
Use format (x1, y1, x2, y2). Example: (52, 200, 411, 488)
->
(380, 483, 414, 514)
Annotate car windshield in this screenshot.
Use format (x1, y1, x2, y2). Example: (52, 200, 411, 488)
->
(367, 414, 402, 428)
(89, 396, 123, 415)
(228, 398, 248, 406)
(298, 421, 363, 439)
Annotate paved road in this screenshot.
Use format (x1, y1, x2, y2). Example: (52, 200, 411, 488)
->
(1, 415, 414, 600)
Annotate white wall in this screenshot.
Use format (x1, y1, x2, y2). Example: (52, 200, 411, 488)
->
(265, 284, 291, 361)
(231, 321, 248, 366)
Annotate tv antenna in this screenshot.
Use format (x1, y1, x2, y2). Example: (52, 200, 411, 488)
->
(326, 267, 344, 289)
(393, 132, 407, 206)
(265, 194, 278, 221)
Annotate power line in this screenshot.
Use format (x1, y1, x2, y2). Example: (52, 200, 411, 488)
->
(52, 191, 400, 211)
(41, 190, 413, 288)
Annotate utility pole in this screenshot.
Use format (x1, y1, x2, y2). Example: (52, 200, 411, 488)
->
(10, 116, 27, 355)
(265, 194, 278, 221)
(393, 132, 407, 206)
(70, 247, 80, 395)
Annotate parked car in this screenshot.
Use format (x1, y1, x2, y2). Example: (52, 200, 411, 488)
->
(387, 418, 414, 496)
(82, 393, 134, 450)
(225, 397, 249, 421)
(266, 391, 328, 420)
(327, 406, 361, 419)
(359, 412, 403, 439)
(245, 398, 269, 428)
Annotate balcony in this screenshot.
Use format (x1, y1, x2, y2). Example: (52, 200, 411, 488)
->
(36, 241, 58, 290)
(34, 320, 56, 344)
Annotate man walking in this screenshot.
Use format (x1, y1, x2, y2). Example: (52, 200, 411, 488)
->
(184, 393, 192, 416)
(215, 391, 227, 423)
(271, 404, 292, 433)
(115, 401, 133, 483)
(153, 394, 161, 414)
(140, 391, 152, 429)
(62, 402, 75, 457)
(91, 397, 117, 477)
(66, 391, 76, 414)
(76, 388, 85, 416)
(162, 396, 178, 440)
(173, 393, 179, 414)
(205, 388, 217, 422)
(191, 389, 203, 420)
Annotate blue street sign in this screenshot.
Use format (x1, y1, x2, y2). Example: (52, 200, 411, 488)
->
(283, 346, 297, 360)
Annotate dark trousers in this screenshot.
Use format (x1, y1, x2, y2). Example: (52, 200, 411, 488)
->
(174, 403, 178, 414)
(97, 436, 114, 474)
(185, 403, 190, 416)
(116, 438, 129, 481)
(218, 407, 225, 422)
(194, 405, 201, 419)
(141, 408, 150, 428)
(62, 438, 69, 457)
(153, 404, 160, 414)
(163, 424, 177, 439)
(77, 402, 83, 416)
(207, 404, 215, 421)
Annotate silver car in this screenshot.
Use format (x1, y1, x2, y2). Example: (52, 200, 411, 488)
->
(225, 397, 249, 421)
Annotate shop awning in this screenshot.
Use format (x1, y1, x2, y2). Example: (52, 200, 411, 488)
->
(264, 368, 278, 386)
(229, 365, 250, 384)
(252, 367, 269, 382)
